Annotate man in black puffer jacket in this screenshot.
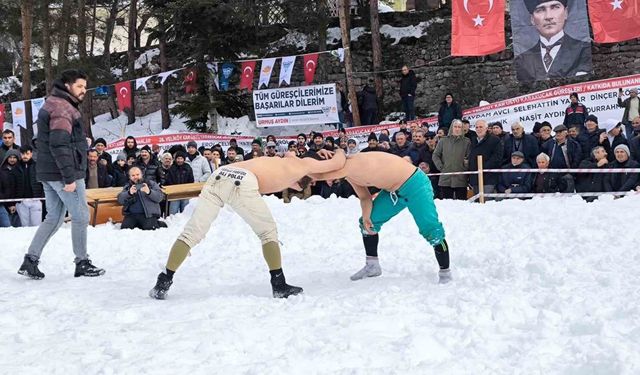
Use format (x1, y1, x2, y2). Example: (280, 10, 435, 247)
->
(18, 70, 105, 280)
(14, 146, 44, 227)
(605, 145, 640, 192)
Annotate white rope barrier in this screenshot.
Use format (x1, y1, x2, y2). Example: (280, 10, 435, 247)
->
(427, 167, 640, 177)
(467, 191, 639, 202)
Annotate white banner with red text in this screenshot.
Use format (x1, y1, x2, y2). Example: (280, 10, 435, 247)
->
(253, 84, 340, 127)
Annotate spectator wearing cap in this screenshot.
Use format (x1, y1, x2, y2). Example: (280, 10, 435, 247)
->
(563, 92, 589, 130)
(542, 125, 582, 169)
(468, 120, 503, 195)
(244, 139, 263, 160)
(503, 121, 539, 167)
(117, 166, 164, 230)
(576, 146, 609, 200)
(93, 138, 113, 169)
(324, 136, 337, 151)
(361, 133, 386, 153)
(265, 141, 279, 157)
(497, 151, 532, 195)
(531, 122, 543, 139)
(433, 119, 471, 200)
(307, 133, 325, 154)
(14, 145, 44, 227)
(531, 152, 574, 194)
(583, 115, 610, 160)
(617, 88, 640, 139)
(604, 144, 640, 192)
(85, 149, 113, 189)
(136, 145, 162, 183)
(185, 141, 211, 182)
(111, 153, 129, 187)
(537, 121, 553, 148)
(603, 119, 629, 162)
(164, 151, 195, 215)
(229, 138, 245, 157)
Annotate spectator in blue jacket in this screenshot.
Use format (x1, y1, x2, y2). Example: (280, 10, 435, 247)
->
(542, 125, 583, 168)
(497, 151, 532, 194)
(503, 121, 539, 167)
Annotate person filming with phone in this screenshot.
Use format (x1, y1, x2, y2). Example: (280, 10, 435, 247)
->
(117, 166, 165, 230)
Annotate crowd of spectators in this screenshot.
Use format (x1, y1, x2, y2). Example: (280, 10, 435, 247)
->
(2, 91, 640, 228)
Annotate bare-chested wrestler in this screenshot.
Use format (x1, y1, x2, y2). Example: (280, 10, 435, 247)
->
(309, 151, 451, 283)
(149, 149, 346, 299)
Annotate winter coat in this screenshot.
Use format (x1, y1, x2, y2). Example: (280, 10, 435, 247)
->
(583, 129, 609, 159)
(607, 134, 629, 162)
(0, 143, 20, 166)
(164, 163, 195, 186)
(0, 150, 21, 208)
(563, 103, 589, 128)
(437, 101, 462, 128)
(359, 86, 378, 110)
(630, 135, 640, 163)
(468, 134, 503, 187)
(399, 70, 417, 98)
(15, 159, 44, 198)
(111, 163, 129, 187)
(502, 134, 540, 167)
(617, 96, 640, 124)
(136, 157, 162, 183)
(185, 153, 212, 182)
(122, 136, 139, 159)
(433, 129, 471, 188)
(117, 179, 164, 218)
(361, 146, 389, 153)
(35, 80, 88, 184)
(576, 159, 608, 193)
(531, 172, 574, 193)
(85, 164, 113, 188)
(497, 162, 532, 193)
(542, 138, 583, 168)
(390, 143, 419, 165)
(604, 158, 640, 192)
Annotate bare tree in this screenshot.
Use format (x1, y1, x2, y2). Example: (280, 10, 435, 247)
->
(89, 0, 98, 55)
(126, 0, 137, 124)
(102, 0, 120, 69)
(339, 0, 361, 126)
(41, 1, 53, 93)
(158, 17, 170, 130)
(57, 0, 72, 66)
(370, 0, 384, 99)
(78, 0, 88, 59)
(20, 0, 33, 100)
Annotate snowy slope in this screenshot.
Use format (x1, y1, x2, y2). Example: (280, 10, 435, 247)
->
(1, 195, 639, 374)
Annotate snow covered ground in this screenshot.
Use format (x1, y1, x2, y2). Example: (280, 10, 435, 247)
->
(1, 195, 639, 374)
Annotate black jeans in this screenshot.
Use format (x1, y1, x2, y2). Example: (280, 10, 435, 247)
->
(441, 186, 467, 200)
(121, 214, 160, 230)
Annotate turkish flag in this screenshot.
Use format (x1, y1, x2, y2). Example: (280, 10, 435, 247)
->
(115, 81, 132, 112)
(239, 61, 256, 92)
(451, 0, 505, 56)
(0, 105, 5, 127)
(589, 0, 640, 43)
(183, 68, 197, 94)
(303, 53, 319, 85)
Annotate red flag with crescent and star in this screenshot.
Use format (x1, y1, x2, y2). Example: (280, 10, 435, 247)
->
(239, 61, 257, 92)
(451, 0, 505, 56)
(303, 53, 319, 85)
(114, 81, 132, 112)
(589, 0, 640, 43)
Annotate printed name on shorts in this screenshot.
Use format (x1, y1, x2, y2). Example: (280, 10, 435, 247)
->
(218, 168, 247, 181)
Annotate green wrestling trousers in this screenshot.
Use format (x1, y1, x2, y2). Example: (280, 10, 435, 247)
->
(359, 169, 446, 246)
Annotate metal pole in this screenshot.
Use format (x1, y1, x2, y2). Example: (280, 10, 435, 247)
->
(477, 155, 485, 204)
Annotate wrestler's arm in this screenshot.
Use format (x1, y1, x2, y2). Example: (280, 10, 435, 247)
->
(303, 148, 347, 176)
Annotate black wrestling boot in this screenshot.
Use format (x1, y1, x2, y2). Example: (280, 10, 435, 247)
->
(270, 269, 303, 298)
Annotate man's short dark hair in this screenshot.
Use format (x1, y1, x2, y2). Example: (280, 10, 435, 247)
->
(2, 129, 15, 137)
(20, 145, 33, 153)
(298, 175, 313, 190)
(297, 133, 307, 140)
(461, 119, 470, 125)
(87, 149, 98, 156)
(227, 146, 236, 153)
(60, 69, 88, 85)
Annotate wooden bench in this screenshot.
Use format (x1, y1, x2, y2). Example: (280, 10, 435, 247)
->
(85, 182, 205, 226)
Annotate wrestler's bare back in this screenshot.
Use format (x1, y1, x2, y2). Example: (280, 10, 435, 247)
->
(224, 150, 346, 194)
(312, 152, 417, 192)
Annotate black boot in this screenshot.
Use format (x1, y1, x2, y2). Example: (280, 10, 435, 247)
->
(74, 259, 106, 277)
(270, 269, 303, 298)
(18, 255, 45, 280)
(149, 272, 173, 300)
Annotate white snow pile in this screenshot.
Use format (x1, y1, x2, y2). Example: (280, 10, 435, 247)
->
(1, 195, 639, 373)
(326, 26, 368, 45)
(380, 21, 438, 45)
(91, 107, 189, 143)
(269, 30, 310, 52)
(110, 67, 124, 79)
(0, 76, 22, 97)
(134, 48, 161, 71)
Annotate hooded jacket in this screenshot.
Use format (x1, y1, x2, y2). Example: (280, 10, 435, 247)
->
(0, 149, 21, 208)
(35, 80, 88, 184)
(432, 127, 471, 188)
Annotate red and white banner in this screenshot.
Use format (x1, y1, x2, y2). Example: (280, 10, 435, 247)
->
(589, 0, 640, 43)
(303, 53, 319, 85)
(114, 81, 132, 112)
(451, 0, 505, 56)
(239, 61, 257, 92)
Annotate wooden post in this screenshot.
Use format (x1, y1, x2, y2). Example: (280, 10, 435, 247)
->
(370, 0, 384, 100)
(338, 0, 361, 127)
(477, 155, 485, 204)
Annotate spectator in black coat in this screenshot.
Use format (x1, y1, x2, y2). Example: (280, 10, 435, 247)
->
(603, 120, 629, 162)
(0, 149, 21, 223)
(576, 146, 609, 200)
(85, 149, 112, 189)
(117, 166, 164, 230)
(390, 132, 418, 164)
(503, 121, 540, 167)
(165, 152, 194, 215)
(359, 82, 379, 125)
(361, 133, 387, 153)
(243, 139, 262, 161)
(111, 154, 129, 187)
(136, 145, 162, 183)
(542, 125, 582, 168)
(93, 138, 112, 170)
(583, 115, 610, 160)
(122, 136, 139, 159)
(462, 119, 477, 144)
(399, 66, 417, 121)
(0, 129, 20, 164)
(568, 124, 590, 159)
(531, 153, 574, 194)
(537, 122, 554, 148)
(497, 151, 532, 195)
(437, 93, 462, 128)
(468, 120, 503, 194)
(490, 122, 507, 146)
(562, 92, 589, 130)
(14, 146, 44, 227)
(229, 138, 245, 157)
(604, 145, 640, 192)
